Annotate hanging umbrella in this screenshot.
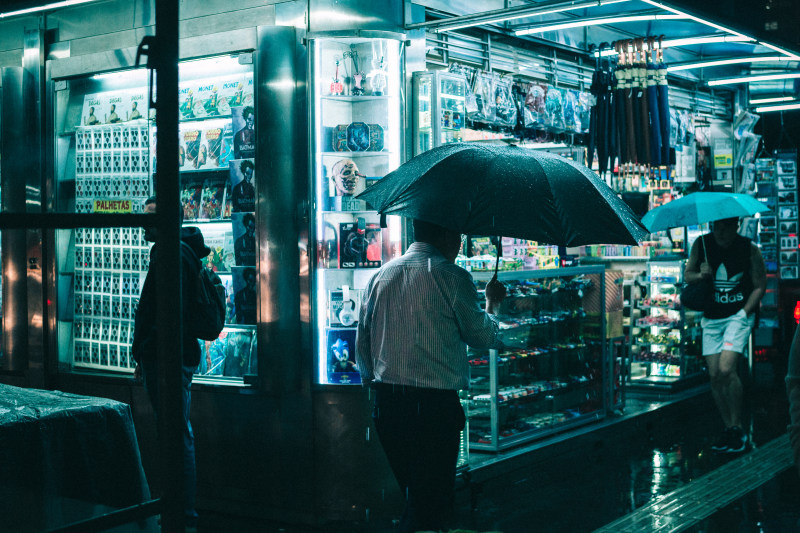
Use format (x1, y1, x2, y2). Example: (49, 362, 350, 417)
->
(645, 36, 662, 167)
(613, 40, 628, 165)
(357, 143, 648, 247)
(624, 40, 638, 165)
(641, 192, 770, 233)
(635, 38, 651, 166)
(656, 36, 671, 166)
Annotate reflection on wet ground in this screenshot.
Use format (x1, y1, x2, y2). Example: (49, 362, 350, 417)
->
(456, 369, 796, 533)
(202, 365, 798, 532)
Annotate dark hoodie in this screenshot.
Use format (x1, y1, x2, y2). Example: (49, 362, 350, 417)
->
(132, 226, 210, 368)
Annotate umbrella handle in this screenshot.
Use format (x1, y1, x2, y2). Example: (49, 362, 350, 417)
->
(494, 236, 502, 277)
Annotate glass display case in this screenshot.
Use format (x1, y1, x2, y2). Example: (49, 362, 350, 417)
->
(309, 35, 404, 386)
(412, 70, 466, 155)
(54, 54, 257, 381)
(467, 266, 609, 451)
(628, 260, 704, 390)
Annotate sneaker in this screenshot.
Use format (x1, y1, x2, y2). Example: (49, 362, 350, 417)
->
(711, 428, 731, 451)
(724, 426, 748, 453)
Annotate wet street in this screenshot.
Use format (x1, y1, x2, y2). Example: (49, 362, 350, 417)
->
(202, 361, 799, 532)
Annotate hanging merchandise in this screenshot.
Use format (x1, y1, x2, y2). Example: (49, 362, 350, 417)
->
(645, 36, 662, 167)
(494, 75, 517, 128)
(588, 52, 612, 172)
(545, 85, 566, 131)
(635, 38, 651, 167)
(655, 36, 671, 166)
(523, 82, 548, 128)
(577, 92, 592, 135)
(733, 110, 760, 140)
(669, 108, 679, 147)
(613, 41, 628, 165)
(471, 71, 497, 124)
(624, 40, 638, 165)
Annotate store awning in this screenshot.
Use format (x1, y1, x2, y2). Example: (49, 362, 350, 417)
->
(412, 0, 800, 108)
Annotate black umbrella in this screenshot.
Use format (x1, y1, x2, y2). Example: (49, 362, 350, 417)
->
(356, 143, 648, 248)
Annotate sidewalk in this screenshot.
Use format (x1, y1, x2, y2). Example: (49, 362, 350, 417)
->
(198, 364, 796, 532)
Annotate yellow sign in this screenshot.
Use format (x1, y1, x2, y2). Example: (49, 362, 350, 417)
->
(714, 154, 733, 168)
(93, 199, 133, 213)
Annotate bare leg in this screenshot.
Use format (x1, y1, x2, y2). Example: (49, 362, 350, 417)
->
(707, 351, 742, 428)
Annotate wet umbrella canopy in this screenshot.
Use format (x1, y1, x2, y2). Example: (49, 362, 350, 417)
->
(641, 191, 770, 233)
(357, 143, 648, 247)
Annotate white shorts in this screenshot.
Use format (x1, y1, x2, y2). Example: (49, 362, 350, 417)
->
(701, 309, 755, 356)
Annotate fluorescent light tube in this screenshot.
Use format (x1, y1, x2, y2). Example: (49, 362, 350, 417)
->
(749, 96, 795, 104)
(754, 103, 800, 112)
(708, 72, 800, 86)
(0, 0, 96, 18)
(668, 56, 785, 72)
(515, 13, 688, 36)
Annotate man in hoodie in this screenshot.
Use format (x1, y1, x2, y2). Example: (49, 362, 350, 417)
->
(133, 197, 209, 531)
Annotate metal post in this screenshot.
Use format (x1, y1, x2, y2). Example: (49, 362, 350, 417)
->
(153, 1, 183, 531)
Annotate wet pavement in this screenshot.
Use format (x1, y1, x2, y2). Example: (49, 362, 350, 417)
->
(200, 361, 799, 532)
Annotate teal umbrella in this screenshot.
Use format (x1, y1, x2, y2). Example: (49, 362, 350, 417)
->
(642, 192, 770, 233)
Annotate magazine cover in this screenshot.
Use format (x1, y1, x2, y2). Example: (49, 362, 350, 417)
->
(339, 221, 382, 268)
(201, 225, 234, 273)
(326, 328, 360, 384)
(198, 335, 227, 376)
(181, 177, 204, 220)
(105, 93, 125, 124)
(222, 181, 233, 219)
(180, 127, 203, 170)
(199, 174, 227, 219)
(328, 288, 363, 327)
(232, 212, 256, 267)
(231, 106, 256, 159)
(229, 159, 255, 212)
(81, 93, 105, 126)
(223, 329, 253, 377)
(127, 91, 146, 121)
(231, 266, 257, 325)
(203, 126, 225, 169)
(220, 274, 235, 323)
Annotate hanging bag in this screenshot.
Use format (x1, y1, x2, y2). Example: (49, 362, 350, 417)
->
(680, 235, 712, 312)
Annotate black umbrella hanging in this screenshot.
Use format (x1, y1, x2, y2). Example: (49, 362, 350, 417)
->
(656, 36, 671, 167)
(646, 36, 662, 167)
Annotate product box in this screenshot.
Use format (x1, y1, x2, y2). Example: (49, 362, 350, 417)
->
(326, 328, 360, 384)
(328, 288, 363, 327)
(339, 221, 381, 268)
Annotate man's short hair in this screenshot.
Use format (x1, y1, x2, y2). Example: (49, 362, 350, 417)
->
(143, 196, 185, 221)
(242, 106, 254, 120)
(413, 219, 451, 243)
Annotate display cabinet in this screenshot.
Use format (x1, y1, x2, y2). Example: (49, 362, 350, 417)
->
(628, 260, 704, 391)
(412, 70, 467, 155)
(309, 35, 404, 386)
(54, 54, 257, 381)
(467, 266, 609, 451)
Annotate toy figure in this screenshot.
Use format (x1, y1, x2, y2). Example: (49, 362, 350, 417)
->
(328, 337, 357, 374)
(330, 158, 362, 196)
(180, 89, 195, 119)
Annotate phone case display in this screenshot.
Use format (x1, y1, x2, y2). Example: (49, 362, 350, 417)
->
(412, 70, 467, 154)
(776, 152, 798, 281)
(311, 36, 404, 386)
(72, 82, 153, 370)
(467, 267, 610, 451)
(628, 260, 703, 389)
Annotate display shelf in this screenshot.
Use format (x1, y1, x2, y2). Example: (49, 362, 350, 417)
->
(627, 259, 704, 393)
(320, 95, 390, 102)
(320, 151, 390, 157)
(467, 266, 609, 452)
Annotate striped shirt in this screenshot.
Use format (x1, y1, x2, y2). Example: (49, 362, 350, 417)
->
(356, 242, 501, 390)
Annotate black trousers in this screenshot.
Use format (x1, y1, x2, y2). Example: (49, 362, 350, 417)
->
(373, 383, 465, 533)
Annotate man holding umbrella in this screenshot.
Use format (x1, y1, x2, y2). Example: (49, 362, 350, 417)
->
(684, 216, 766, 453)
(356, 219, 507, 533)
